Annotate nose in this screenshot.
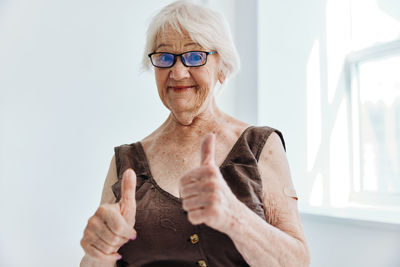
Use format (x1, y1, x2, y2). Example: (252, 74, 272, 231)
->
(169, 57, 190, 80)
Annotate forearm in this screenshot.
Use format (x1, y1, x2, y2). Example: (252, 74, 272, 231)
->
(223, 201, 310, 267)
(80, 254, 117, 267)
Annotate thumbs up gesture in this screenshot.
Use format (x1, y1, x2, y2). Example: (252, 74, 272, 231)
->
(179, 134, 240, 233)
(81, 169, 138, 263)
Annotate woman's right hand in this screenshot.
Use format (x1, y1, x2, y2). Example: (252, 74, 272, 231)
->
(80, 168, 137, 263)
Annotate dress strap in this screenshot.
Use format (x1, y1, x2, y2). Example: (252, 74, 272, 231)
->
(223, 126, 286, 166)
(111, 142, 150, 202)
(244, 126, 286, 161)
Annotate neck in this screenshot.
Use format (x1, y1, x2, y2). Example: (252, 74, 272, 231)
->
(159, 98, 225, 143)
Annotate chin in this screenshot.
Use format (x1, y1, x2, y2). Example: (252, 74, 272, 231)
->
(172, 111, 197, 126)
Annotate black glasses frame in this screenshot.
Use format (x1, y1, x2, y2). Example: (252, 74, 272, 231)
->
(148, 51, 217, 68)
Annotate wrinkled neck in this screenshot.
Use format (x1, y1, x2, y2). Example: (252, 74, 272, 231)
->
(160, 97, 225, 143)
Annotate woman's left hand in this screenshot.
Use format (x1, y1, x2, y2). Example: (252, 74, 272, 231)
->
(179, 134, 241, 233)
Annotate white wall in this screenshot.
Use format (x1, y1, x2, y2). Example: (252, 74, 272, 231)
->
(301, 213, 400, 267)
(258, 0, 400, 266)
(0, 1, 244, 266)
(0, 1, 169, 266)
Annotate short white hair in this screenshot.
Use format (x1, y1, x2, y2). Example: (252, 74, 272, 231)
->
(142, 0, 240, 82)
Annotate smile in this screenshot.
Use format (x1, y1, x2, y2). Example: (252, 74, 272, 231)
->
(168, 85, 196, 93)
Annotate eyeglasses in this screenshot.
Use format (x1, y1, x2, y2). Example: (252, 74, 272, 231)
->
(148, 51, 217, 68)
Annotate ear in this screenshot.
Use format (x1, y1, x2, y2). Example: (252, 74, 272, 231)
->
(218, 70, 226, 84)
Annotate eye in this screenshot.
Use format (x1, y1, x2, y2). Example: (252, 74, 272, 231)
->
(159, 53, 174, 62)
(186, 52, 204, 64)
(152, 53, 174, 67)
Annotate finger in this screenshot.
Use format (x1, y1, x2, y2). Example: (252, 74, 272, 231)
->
(96, 205, 136, 240)
(187, 208, 206, 225)
(182, 195, 210, 212)
(89, 214, 131, 247)
(180, 178, 217, 198)
(179, 168, 203, 187)
(119, 168, 137, 226)
(84, 227, 120, 255)
(201, 133, 215, 166)
(180, 182, 199, 199)
(180, 164, 217, 186)
(81, 239, 121, 262)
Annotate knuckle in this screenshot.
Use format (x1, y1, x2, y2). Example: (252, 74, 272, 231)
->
(97, 228, 108, 242)
(113, 223, 125, 235)
(102, 244, 115, 254)
(208, 204, 219, 215)
(80, 238, 86, 249)
(85, 224, 99, 239)
(205, 166, 217, 177)
(132, 228, 137, 236)
(188, 212, 197, 223)
(209, 192, 219, 203)
(87, 218, 96, 229)
(180, 175, 188, 184)
(97, 205, 107, 215)
(204, 166, 214, 176)
(206, 180, 217, 191)
(110, 235, 122, 247)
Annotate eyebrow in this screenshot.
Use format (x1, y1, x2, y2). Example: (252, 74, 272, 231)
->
(155, 44, 169, 50)
(155, 42, 201, 50)
(184, 42, 201, 47)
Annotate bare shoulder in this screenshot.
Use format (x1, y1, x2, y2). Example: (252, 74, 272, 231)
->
(258, 131, 294, 190)
(259, 131, 290, 172)
(222, 114, 250, 138)
(100, 154, 118, 205)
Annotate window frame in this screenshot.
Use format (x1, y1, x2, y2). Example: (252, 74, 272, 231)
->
(346, 38, 400, 208)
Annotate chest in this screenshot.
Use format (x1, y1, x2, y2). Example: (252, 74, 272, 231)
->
(143, 140, 235, 198)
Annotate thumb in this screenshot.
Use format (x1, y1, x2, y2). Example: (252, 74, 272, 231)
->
(119, 168, 137, 226)
(201, 133, 215, 166)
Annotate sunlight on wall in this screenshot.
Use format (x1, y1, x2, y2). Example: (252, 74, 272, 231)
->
(329, 99, 351, 207)
(351, 0, 400, 50)
(306, 40, 322, 172)
(310, 172, 324, 206)
(359, 56, 400, 106)
(326, 0, 351, 104)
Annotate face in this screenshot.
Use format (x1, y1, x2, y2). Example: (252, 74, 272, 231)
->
(153, 27, 222, 126)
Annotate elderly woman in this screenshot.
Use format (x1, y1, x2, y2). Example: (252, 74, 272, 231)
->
(80, 1, 310, 266)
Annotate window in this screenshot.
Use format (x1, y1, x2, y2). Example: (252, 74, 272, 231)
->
(257, 0, 400, 223)
(347, 0, 400, 208)
(348, 42, 400, 207)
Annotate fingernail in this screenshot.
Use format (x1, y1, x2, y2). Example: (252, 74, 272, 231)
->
(130, 234, 137, 240)
(116, 254, 122, 260)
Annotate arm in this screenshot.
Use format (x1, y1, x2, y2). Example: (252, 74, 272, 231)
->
(100, 155, 118, 205)
(223, 132, 310, 267)
(80, 155, 119, 267)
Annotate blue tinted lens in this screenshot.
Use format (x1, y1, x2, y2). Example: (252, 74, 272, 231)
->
(153, 53, 174, 67)
(183, 52, 206, 66)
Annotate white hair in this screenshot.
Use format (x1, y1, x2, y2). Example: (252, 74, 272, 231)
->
(142, 0, 240, 83)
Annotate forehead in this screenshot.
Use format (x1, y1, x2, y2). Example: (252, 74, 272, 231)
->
(155, 26, 202, 51)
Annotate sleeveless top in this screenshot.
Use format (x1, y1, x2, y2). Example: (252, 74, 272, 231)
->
(111, 126, 286, 267)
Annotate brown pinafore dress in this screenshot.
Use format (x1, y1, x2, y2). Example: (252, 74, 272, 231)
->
(111, 126, 286, 267)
